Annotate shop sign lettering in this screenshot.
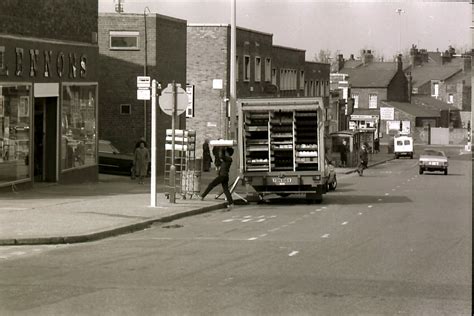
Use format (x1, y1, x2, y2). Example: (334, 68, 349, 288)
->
(3, 46, 87, 79)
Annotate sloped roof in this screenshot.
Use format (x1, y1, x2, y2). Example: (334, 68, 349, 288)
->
(444, 71, 471, 87)
(382, 101, 440, 118)
(341, 62, 398, 88)
(409, 65, 461, 88)
(342, 59, 363, 69)
(411, 95, 459, 111)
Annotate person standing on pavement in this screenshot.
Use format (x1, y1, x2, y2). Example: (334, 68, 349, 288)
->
(132, 137, 148, 179)
(133, 141, 150, 184)
(357, 144, 369, 176)
(200, 147, 234, 209)
(202, 139, 212, 172)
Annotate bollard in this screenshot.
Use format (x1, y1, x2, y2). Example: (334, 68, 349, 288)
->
(169, 164, 176, 203)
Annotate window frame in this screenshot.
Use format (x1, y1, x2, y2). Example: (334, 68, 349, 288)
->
(109, 31, 140, 51)
(264, 57, 272, 82)
(244, 55, 250, 82)
(352, 93, 359, 109)
(120, 104, 131, 115)
(369, 93, 378, 109)
(255, 56, 262, 82)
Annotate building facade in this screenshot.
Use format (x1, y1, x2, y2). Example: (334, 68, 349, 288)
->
(186, 24, 330, 157)
(0, 0, 100, 190)
(98, 13, 187, 174)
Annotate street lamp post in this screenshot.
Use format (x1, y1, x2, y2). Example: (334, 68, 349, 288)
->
(144, 7, 151, 144)
(396, 8, 405, 54)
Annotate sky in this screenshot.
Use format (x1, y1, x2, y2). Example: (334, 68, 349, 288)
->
(99, 0, 471, 61)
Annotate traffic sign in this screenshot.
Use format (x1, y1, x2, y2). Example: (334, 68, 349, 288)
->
(159, 83, 188, 116)
(137, 88, 150, 100)
(137, 76, 151, 88)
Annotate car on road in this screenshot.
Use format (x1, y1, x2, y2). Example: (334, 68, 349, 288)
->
(419, 149, 448, 175)
(98, 140, 134, 176)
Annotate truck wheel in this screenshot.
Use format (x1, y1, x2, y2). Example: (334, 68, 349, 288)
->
(419, 168, 423, 175)
(444, 168, 448, 175)
(395, 154, 399, 159)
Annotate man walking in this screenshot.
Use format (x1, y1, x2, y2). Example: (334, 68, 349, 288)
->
(200, 147, 234, 209)
(357, 144, 368, 176)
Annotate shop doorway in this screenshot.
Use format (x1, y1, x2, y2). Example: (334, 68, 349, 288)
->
(34, 97, 58, 182)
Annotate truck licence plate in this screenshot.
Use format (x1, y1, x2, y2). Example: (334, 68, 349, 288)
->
(271, 177, 295, 185)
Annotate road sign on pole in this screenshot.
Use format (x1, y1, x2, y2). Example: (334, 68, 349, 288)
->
(159, 83, 188, 116)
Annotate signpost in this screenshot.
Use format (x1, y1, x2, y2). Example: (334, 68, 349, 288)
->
(150, 79, 157, 207)
(159, 82, 188, 203)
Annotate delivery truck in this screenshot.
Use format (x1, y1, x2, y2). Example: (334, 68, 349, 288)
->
(237, 97, 327, 203)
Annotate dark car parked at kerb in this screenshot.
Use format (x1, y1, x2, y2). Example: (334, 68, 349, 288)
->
(98, 140, 134, 176)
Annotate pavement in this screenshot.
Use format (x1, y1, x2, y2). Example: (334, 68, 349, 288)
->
(0, 150, 396, 246)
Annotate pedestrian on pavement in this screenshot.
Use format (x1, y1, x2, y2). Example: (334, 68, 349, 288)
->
(132, 137, 147, 179)
(202, 139, 212, 172)
(340, 139, 349, 167)
(133, 141, 150, 184)
(200, 147, 234, 209)
(374, 137, 380, 153)
(357, 144, 369, 176)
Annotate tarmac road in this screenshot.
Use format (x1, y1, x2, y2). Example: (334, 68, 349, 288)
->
(0, 147, 471, 315)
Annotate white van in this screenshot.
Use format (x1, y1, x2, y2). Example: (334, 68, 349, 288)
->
(394, 135, 413, 159)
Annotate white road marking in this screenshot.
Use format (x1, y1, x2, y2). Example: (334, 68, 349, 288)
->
(368, 205, 373, 208)
(316, 208, 323, 212)
(385, 193, 390, 196)
(341, 221, 349, 225)
(321, 234, 330, 238)
(268, 227, 280, 232)
(241, 219, 252, 223)
(358, 212, 363, 215)
(322, 206, 327, 209)
(222, 219, 234, 223)
(378, 198, 383, 201)
(259, 234, 267, 238)
(244, 216, 252, 218)
(288, 251, 299, 257)
(289, 221, 296, 224)
(258, 215, 265, 218)
(256, 219, 266, 223)
(269, 215, 277, 218)
(248, 237, 258, 241)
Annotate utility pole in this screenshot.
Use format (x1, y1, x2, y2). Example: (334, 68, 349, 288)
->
(395, 8, 405, 54)
(143, 7, 151, 144)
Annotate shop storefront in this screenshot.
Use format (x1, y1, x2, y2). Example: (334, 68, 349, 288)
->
(0, 36, 98, 189)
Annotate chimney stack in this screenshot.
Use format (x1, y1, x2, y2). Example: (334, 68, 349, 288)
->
(397, 54, 403, 71)
(362, 49, 374, 65)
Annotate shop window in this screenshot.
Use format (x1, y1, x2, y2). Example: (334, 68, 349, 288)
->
(369, 93, 378, 109)
(120, 104, 131, 115)
(244, 55, 250, 82)
(110, 31, 140, 50)
(255, 56, 261, 82)
(300, 71, 305, 90)
(0, 85, 31, 185)
(265, 58, 271, 82)
(271, 68, 277, 85)
(61, 84, 97, 171)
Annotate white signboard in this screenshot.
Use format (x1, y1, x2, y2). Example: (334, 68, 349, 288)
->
(137, 76, 151, 88)
(137, 88, 151, 100)
(186, 84, 194, 118)
(380, 107, 394, 120)
(212, 79, 223, 90)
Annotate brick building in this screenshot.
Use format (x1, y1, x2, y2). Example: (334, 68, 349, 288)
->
(0, 0, 100, 190)
(186, 24, 329, 157)
(98, 13, 187, 174)
(333, 51, 409, 139)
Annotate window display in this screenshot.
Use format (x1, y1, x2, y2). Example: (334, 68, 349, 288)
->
(0, 85, 31, 184)
(61, 84, 97, 171)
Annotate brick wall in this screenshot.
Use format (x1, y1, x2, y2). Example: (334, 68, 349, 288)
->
(0, 0, 98, 44)
(98, 13, 186, 174)
(186, 26, 229, 157)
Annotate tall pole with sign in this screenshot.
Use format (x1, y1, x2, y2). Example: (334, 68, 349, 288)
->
(159, 82, 188, 204)
(150, 79, 157, 207)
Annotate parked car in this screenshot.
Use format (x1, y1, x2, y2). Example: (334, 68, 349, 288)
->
(325, 158, 337, 191)
(98, 140, 134, 176)
(419, 149, 448, 175)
